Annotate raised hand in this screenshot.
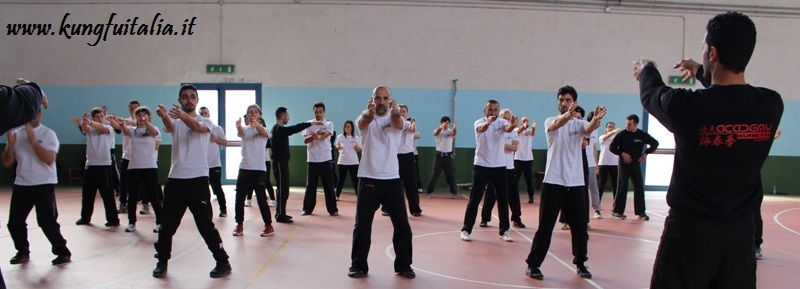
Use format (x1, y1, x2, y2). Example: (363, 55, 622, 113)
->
(632, 59, 656, 81)
(673, 59, 701, 81)
(168, 103, 183, 119)
(593, 106, 608, 119)
(156, 104, 167, 118)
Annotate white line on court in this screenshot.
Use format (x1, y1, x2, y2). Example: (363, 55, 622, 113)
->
(773, 207, 800, 236)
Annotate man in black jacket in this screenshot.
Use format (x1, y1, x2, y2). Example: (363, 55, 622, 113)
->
(271, 107, 313, 223)
(633, 11, 782, 289)
(609, 114, 658, 221)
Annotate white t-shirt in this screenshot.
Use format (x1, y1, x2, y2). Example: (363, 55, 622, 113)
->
(413, 132, 420, 155)
(85, 125, 114, 166)
(167, 116, 213, 179)
(473, 117, 509, 168)
(358, 113, 402, 179)
(503, 131, 519, 169)
(398, 121, 416, 154)
(121, 117, 134, 160)
(542, 117, 590, 187)
(240, 126, 268, 171)
(598, 133, 620, 166)
(12, 125, 59, 186)
(435, 128, 454, 153)
(128, 126, 161, 169)
(514, 127, 534, 161)
(584, 130, 598, 168)
(303, 119, 334, 162)
(264, 128, 272, 163)
(336, 134, 361, 165)
(207, 125, 225, 168)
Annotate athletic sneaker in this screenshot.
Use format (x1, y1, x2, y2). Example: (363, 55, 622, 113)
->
(260, 224, 275, 237)
(755, 247, 763, 260)
(577, 265, 592, 279)
(460, 231, 471, 241)
(526, 266, 543, 280)
(593, 210, 603, 219)
(125, 224, 136, 232)
(153, 224, 161, 233)
(499, 232, 514, 242)
(611, 213, 627, 220)
(637, 213, 650, 221)
(233, 224, 243, 236)
(117, 203, 127, 214)
(244, 199, 252, 207)
(560, 222, 569, 230)
(269, 200, 277, 207)
(140, 203, 150, 215)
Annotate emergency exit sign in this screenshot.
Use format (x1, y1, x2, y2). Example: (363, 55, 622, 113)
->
(668, 75, 696, 86)
(207, 64, 235, 74)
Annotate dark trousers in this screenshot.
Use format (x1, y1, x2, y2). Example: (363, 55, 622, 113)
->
(526, 183, 589, 268)
(598, 165, 618, 200)
(398, 153, 421, 214)
(613, 162, 646, 215)
(336, 164, 359, 197)
(350, 178, 413, 273)
(7, 184, 70, 257)
(235, 169, 272, 224)
(209, 167, 227, 213)
(154, 177, 228, 263)
(119, 159, 148, 206)
(273, 160, 291, 218)
(246, 162, 276, 201)
(110, 150, 120, 193)
(126, 168, 163, 225)
(651, 216, 755, 289)
(426, 151, 457, 195)
(302, 161, 338, 215)
(481, 169, 522, 223)
(514, 160, 535, 198)
(80, 165, 120, 224)
(462, 166, 509, 235)
(414, 154, 422, 190)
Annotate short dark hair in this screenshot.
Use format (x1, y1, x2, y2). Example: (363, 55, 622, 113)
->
(179, 84, 198, 97)
(487, 99, 499, 106)
(627, 114, 640, 124)
(275, 107, 288, 119)
(705, 12, 756, 73)
(606, 121, 616, 127)
(440, 116, 451, 123)
(129, 99, 140, 106)
(557, 85, 578, 101)
(587, 111, 595, 122)
(200, 106, 208, 111)
(313, 102, 325, 111)
(575, 106, 586, 118)
(90, 107, 104, 118)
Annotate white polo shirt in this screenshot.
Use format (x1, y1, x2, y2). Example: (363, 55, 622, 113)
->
(473, 117, 508, 168)
(542, 116, 590, 187)
(167, 116, 213, 179)
(207, 125, 225, 168)
(358, 113, 402, 179)
(336, 134, 361, 165)
(85, 125, 114, 166)
(514, 127, 534, 161)
(398, 121, 416, 154)
(503, 131, 519, 170)
(12, 125, 59, 186)
(304, 119, 334, 162)
(584, 130, 598, 168)
(128, 126, 160, 169)
(598, 133, 620, 166)
(240, 126, 268, 171)
(435, 128, 454, 153)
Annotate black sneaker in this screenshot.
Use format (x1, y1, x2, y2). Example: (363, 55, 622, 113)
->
(52, 254, 71, 265)
(411, 212, 422, 217)
(610, 213, 627, 220)
(219, 211, 227, 217)
(105, 221, 120, 227)
(10, 253, 30, 265)
(397, 269, 416, 279)
(513, 221, 526, 228)
(528, 196, 534, 204)
(75, 219, 90, 225)
(577, 266, 592, 279)
(381, 211, 389, 216)
(525, 266, 543, 280)
(637, 213, 650, 221)
(153, 262, 168, 278)
(479, 221, 488, 227)
(210, 261, 232, 278)
(348, 267, 367, 278)
(275, 216, 294, 223)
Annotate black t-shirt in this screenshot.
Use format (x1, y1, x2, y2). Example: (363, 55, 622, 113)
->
(639, 63, 783, 221)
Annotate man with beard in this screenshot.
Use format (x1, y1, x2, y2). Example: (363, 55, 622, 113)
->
(152, 84, 231, 278)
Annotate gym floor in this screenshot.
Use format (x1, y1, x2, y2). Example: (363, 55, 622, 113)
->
(1, 186, 797, 289)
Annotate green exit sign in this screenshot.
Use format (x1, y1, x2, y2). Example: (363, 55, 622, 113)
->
(668, 75, 696, 86)
(207, 64, 235, 74)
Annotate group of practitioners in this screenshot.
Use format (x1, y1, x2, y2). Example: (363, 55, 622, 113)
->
(0, 11, 783, 289)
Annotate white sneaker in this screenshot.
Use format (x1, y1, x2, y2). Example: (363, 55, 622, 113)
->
(460, 231, 471, 241)
(268, 200, 277, 207)
(244, 199, 252, 207)
(593, 210, 603, 219)
(125, 224, 136, 232)
(153, 224, 161, 233)
(211, 194, 217, 200)
(499, 232, 514, 242)
(140, 203, 150, 215)
(587, 223, 592, 230)
(560, 222, 569, 230)
(755, 247, 763, 260)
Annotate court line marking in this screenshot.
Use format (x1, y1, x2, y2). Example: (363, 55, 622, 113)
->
(245, 214, 310, 288)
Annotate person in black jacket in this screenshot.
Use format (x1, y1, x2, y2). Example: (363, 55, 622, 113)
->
(1, 79, 47, 136)
(271, 107, 313, 223)
(633, 11, 782, 289)
(609, 114, 658, 220)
